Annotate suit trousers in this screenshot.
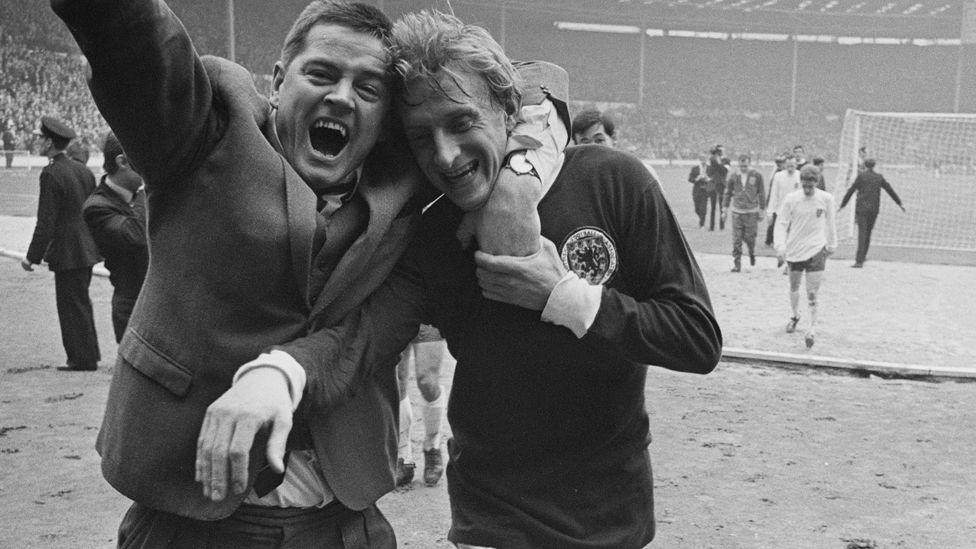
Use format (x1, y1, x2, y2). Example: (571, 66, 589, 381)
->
(54, 267, 100, 368)
(855, 211, 878, 264)
(692, 187, 708, 227)
(764, 213, 777, 247)
(117, 501, 396, 549)
(111, 292, 138, 343)
(707, 187, 724, 230)
(731, 212, 759, 266)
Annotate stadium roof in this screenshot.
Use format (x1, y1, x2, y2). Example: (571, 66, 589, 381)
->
(446, 0, 966, 37)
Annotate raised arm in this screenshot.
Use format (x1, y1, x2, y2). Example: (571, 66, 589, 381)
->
(51, 0, 217, 187)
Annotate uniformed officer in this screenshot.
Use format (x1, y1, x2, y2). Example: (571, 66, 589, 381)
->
(22, 116, 102, 371)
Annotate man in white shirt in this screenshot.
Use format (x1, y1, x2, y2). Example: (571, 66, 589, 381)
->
(774, 165, 838, 348)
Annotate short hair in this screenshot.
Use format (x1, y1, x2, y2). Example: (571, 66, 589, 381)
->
(738, 154, 751, 163)
(799, 165, 819, 181)
(812, 156, 824, 166)
(392, 10, 522, 117)
(793, 144, 804, 151)
(571, 109, 614, 139)
(279, 1, 393, 70)
(864, 158, 876, 169)
(102, 131, 125, 175)
(774, 156, 786, 164)
(858, 146, 867, 154)
(66, 141, 89, 164)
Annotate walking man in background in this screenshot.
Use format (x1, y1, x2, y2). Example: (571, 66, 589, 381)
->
(722, 154, 765, 272)
(706, 144, 730, 230)
(839, 158, 905, 268)
(767, 155, 800, 256)
(82, 131, 148, 343)
(3, 119, 16, 169)
(21, 115, 101, 372)
(688, 153, 710, 228)
(775, 165, 837, 348)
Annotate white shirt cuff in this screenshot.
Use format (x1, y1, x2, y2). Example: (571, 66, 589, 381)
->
(234, 350, 307, 411)
(541, 271, 603, 338)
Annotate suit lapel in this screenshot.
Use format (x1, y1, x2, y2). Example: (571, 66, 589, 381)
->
(308, 173, 419, 324)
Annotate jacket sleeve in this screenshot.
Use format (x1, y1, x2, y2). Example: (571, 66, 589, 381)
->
(83, 200, 147, 252)
(270, 249, 427, 409)
(880, 177, 903, 207)
(51, 0, 216, 188)
(26, 170, 60, 264)
(839, 175, 860, 208)
(581, 156, 722, 374)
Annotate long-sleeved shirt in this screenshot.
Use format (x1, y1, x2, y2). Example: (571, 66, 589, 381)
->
(767, 169, 799, 218)
(839, 169, 902, 215)
(775, 188, 838, 262)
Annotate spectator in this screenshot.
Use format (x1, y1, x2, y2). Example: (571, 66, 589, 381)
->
(839, 158, 906, 268)
(722, 154, 766, 272)
(811, 156, 826, 190)
(82, 131, 148, 343)
(688, 153, 710, 228)
(706, 144, 730, 230)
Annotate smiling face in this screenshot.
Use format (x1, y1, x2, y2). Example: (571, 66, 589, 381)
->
(398, 64, 512, 212)
(271, 23, 391, 194)
(801, 176, 817, 196)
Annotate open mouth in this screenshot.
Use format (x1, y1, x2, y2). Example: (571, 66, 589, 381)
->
(441, 161, 478, 184)
(310, 119, 348, 158)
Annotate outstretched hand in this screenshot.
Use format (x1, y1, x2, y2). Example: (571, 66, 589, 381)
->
(195, 367, 293, 502)
(474, 236, 566, 310)
(20, 259, 33, 271)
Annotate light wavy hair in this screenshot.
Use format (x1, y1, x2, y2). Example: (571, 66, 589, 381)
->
(391, 10, 522, 116)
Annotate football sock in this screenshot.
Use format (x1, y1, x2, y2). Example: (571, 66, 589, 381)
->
(398, 395, 414, 463)
(422, 385, 446, 451)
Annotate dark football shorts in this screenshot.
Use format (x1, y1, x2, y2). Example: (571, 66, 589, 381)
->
(788, 247, 827, 273)
(413, 324, 442, 343)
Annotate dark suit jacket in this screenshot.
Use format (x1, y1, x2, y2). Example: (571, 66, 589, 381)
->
(54, 0, 422, 519)
(26, 153, 100, 271)
(82, 179, 148, 299)
(840, 169, 902, 215)
(688, 165, 710, 191)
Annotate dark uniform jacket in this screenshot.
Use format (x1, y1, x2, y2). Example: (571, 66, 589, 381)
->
(840, 169, 903, 215)
(54, 0, 422, 519)
(83, 179, 148, 299)
(26, 153, 100, 271)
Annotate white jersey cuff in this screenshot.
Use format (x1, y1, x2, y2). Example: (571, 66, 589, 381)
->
(541, 270, 603, 338)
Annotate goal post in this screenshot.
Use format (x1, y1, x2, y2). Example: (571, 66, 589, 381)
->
(834, 110, 976, 252)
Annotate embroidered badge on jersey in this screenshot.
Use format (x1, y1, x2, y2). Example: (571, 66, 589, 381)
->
(560, 227, 618, 285)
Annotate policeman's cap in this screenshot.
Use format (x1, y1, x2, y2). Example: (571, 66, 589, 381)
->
(33, 116, 76, 140)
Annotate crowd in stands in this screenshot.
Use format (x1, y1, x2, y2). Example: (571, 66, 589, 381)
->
(0, 0, 964, 165)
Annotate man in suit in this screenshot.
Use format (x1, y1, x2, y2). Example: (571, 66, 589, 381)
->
(52, 0, 423, 544)
(839, 158, 906, 268)
(21, 116, 101, 372)
(82, 131, 148, 343)
(706, 144, 730, 230)
(688, 153, 711, 228)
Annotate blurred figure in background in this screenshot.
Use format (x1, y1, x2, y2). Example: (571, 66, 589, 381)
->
(722, 154, 766, 272)
(21, 115, 101, 371)
(395, 325, 447, 488)
(839, 158, 905, 268)
(83, 131, 148, 343)
(688, 153, 711, 228)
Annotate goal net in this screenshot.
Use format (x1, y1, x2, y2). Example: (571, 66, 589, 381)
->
(834, 110, 976, 251)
